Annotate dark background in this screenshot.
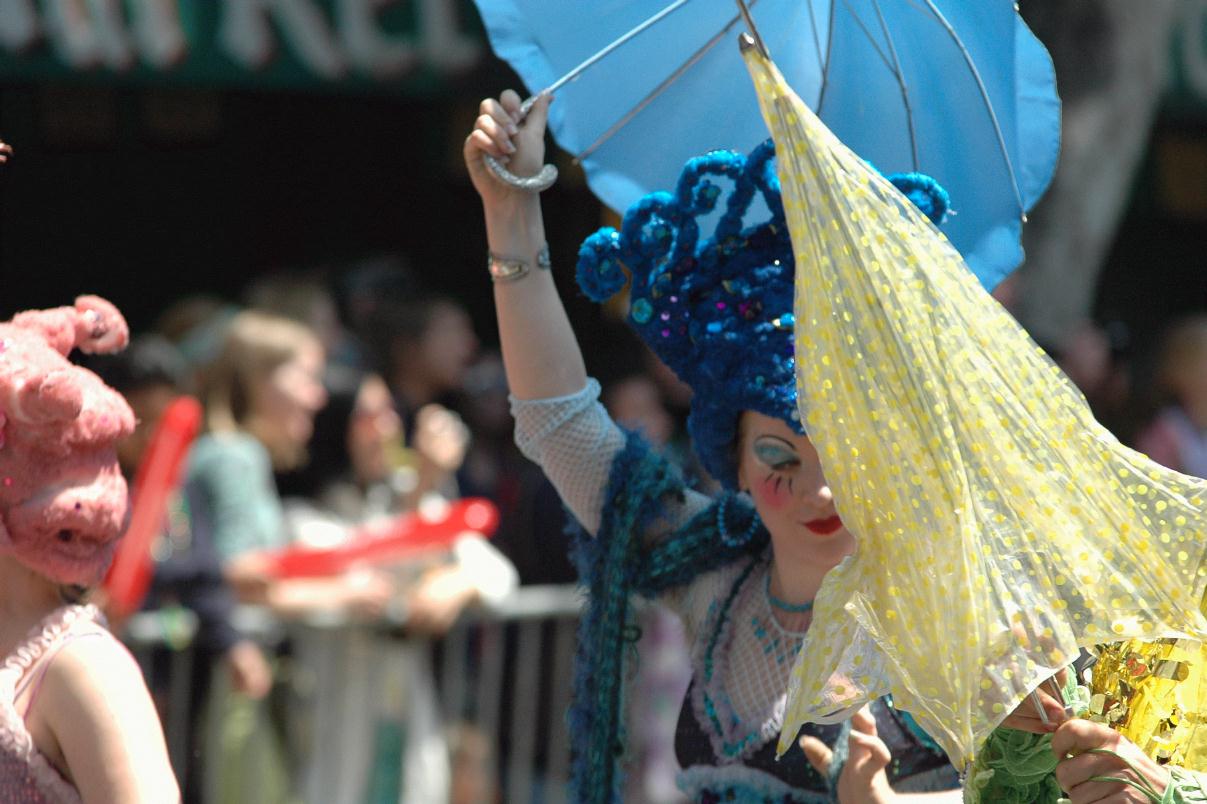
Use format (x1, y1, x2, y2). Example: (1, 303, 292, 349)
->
(0, 4, 1202, 377)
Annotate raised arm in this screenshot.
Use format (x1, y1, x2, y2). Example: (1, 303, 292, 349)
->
(463, 90, 587, 401)
(463, 91, 714, 543)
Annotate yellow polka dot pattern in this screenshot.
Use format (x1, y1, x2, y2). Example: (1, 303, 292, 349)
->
(741, 47, 1207, 769)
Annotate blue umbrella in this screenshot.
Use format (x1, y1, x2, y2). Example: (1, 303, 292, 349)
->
(471, 0, 1060, 290)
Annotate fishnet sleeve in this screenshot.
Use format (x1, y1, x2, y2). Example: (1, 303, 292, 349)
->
(511, 378, 711, 536)
(510, 379, 624, 535)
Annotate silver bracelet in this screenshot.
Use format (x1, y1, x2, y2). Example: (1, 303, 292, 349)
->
(487, 244, 551, 283)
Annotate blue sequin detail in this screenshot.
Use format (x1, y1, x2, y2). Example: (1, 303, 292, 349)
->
(631, 298, 654, 324)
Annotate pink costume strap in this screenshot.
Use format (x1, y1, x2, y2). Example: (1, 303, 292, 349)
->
(15, 630, 105, 718)
(0, 604, 105, 804)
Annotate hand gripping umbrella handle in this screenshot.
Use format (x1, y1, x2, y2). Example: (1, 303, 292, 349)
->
(484, 94, 559, 193)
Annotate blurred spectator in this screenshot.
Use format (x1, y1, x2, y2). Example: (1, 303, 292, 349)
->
(448, 723, 500, 804)
(1052, 319, 1134, 440)
(1058, 322, 1113, 395)
(361, 294, 480, 434)
(280, 367, 469, 526)
(990, 271, 1022, 315)
(190, 310, 394, 615)
(278, 365, 516, 804)
(603, 374, 675, 448)
(335, 255, 420, 330)
(189, 311, 400, 803)
(441, 352, 572, 801)
(89, 336, 272, 803)
(245, 272, 363, 370)
(153, 293, 240, 380)
(459, 353, 574, 586)
(1136, 315, 1207, 477)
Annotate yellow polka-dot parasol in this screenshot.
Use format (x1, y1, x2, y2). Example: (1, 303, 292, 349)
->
(740, 44, 1207, 770)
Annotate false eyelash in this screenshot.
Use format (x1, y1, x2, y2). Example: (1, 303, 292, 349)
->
(765, 472, 788, 496)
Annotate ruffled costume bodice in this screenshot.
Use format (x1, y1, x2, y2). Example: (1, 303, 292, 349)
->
(0, 605, 104, 804)
(672, 553, 954, 802)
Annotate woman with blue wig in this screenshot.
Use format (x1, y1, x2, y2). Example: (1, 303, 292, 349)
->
(460, 90, 1079, 804)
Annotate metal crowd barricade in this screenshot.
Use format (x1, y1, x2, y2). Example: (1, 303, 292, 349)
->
(122, 584, 584, 804)
(124, 608, 201, 780)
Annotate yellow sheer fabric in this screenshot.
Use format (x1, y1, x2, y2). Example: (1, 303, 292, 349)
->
(741, 46, 1207, 769)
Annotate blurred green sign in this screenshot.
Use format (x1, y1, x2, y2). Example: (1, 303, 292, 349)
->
(0, 0, 486, 94)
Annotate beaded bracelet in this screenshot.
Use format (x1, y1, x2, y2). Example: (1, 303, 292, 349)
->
(487, 244, 551, 283)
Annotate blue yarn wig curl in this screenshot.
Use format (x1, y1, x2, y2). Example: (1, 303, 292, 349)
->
(576, 140, 948, 489)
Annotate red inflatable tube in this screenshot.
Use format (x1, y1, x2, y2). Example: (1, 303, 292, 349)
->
(266, 497, 500, 579)
(102, 395, 203, 619)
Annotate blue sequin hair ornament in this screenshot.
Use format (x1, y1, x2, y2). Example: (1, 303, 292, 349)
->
(576, 139, 949, 489)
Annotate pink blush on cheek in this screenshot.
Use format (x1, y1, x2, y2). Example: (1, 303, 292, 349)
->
(753, 475, 792, 510)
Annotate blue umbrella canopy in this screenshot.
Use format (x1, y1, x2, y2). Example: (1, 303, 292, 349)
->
(471, 0, 1060, 289)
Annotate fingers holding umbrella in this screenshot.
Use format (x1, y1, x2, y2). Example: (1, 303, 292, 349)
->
(1002, 668, 1071, 733)
(464, 91, 556, 199)
(1052, 719, 1168, 803)
(0, 141, 12, 164)
(499, 89, 524, 123)
(481, 92, 557, 193)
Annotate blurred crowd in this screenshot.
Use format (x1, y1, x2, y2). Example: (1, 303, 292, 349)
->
(72, 255, 1205, 804)
(82, 261, 535, 804)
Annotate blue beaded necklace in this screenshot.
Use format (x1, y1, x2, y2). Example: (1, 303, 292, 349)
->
(764, 572, 814, 613)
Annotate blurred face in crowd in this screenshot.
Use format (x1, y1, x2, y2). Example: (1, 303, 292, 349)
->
(417, 302, 479, 394)
(347, 375, 402, 485)
(1058, 323, 1111, 398)
(1170, 341, 1207, 411)
(116, 383, 177, 477)
(606, 376, 674, 447)
(1159, 318, 1207, 419)
(250, 340, 327, 457)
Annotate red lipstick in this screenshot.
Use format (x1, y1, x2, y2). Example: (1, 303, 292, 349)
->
(804, 515, 843, 535)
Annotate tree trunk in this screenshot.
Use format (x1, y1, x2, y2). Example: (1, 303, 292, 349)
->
(1015, 0, 1178, 344)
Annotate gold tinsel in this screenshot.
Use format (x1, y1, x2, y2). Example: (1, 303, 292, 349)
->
(1089, 638, 1207, 769)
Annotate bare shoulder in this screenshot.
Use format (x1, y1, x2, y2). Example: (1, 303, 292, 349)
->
(42, 630, 149, 716)
(40, 631, 180, 803)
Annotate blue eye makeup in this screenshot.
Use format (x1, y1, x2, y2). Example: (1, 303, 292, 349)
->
(753, 439, 799, 470)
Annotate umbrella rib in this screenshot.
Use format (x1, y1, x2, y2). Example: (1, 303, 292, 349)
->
(542, 0, 697, 95)
(574, 10, 748, 163)
(915, 0, 1026, 215)
(836, 0, 893, 73)
(869, 0, 919, 171)
(806, 0, 824, 71)
(816, 0, 837, 113)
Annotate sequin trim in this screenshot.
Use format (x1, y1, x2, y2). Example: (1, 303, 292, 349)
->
(677, 763, 830, 804)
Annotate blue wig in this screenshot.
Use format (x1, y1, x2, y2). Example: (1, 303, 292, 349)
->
(576, 140, 948, 488)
